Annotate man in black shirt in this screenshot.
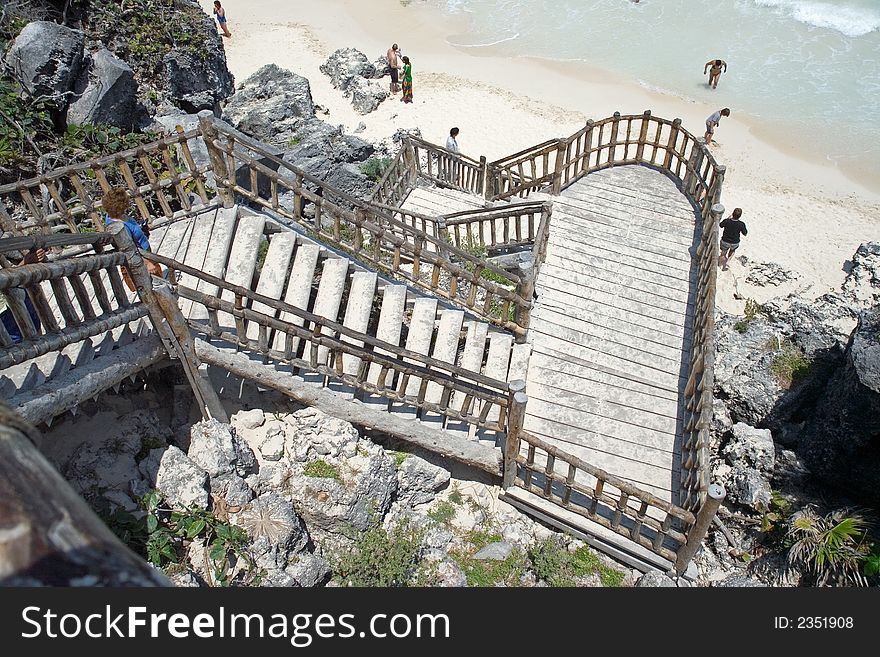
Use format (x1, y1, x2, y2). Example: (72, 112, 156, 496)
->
(718, 207, 747, 271)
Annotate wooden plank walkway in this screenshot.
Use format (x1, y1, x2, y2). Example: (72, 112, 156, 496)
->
(526, 167, 699, 506)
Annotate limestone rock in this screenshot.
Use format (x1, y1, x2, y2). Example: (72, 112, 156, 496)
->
(347, 77, 390, 115)
(234, 492, 309, 569)
(740, 257, 799, 287)
(223, 64, 316, 144)
(67, 49, 141, 130)
(5, 21, 84, 104)
(715, 574, 767, 587)
(396, 456, 451, 506)
(260, 429, 286, 461)
(432, 560, 468, 587)
(473, 541, 513, 561)
(188, 419, 256, 478)
(139, 445, 209, 509)
(232, 408, 265, 431)
(726, 466, 772, 510)
(287, 553, 331, 587)
(320, 48, 389, 114)
(210, 473, 254, 508)
(635, 571, 676, 587)
(842, 242, 880, 309)
(288, 449, 397, 533)
(163, 18, 234, 113)
(724, 422, 775, 474)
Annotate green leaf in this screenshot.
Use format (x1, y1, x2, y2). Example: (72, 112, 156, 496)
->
(209, 542, 226, 562)
(187, 518, 206, 539)
(146, 513, 158, 534)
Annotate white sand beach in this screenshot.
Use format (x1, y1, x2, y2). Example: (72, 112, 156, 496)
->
(199, 0, 880, 314)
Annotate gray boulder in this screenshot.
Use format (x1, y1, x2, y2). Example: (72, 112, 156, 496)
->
(726, 466, 772, 510)
(288, 449, 397, 533)
(797, 308, 880, 506)
(235, 492, 309, 569)
(635, 571, 676, 587)
(396, 456, 451, 506)
(842, 242, 880, 309)
(320, 48, 389, 114)
(715, 574, 766, 587)
(210, 473, 255, 507)
(347, 77, 390, 115)
(740, 257, 799, 287)
(5, 21, 85, 105)
(320, 48, 377, 85)
(139, 445, 210, 509)
(473, 541, 513, 561)
(164, 44, 234, 113)
(432, 560, 468, 587)
(223, 64, 316, 145)
(232, 408, 266, 431)
(188, 419, 257, 478)
(286, 553, 331, 587)
(371, 55, 393, 79)
(67, 49, 141, 130)
(724, 423, 775, 474)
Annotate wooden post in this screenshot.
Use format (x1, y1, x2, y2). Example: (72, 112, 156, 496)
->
(107, 223, 228, 423)
(503, 380, 527, 489)
(663, 117, 681, 171)
(684, 137, 706, 197)
(0, 401, 170, 585)
(197, 110, 234, 208)
(674, 483, 725, 575)
(515, 256, 534, 336)
(478, 155, 488, 198)
(711, 164, 726, 206)
(551, 139, 567, 195)
(609, 112, 621, 165)
(636, 110, 651, 162)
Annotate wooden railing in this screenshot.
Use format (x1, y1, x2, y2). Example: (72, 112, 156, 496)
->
(486, 138, 564, 200)
(0, 127, 215, 236)
(440, 201, 549, 252)
(202, 118, 533, 336)
(143, 250, 511, 434)
(370, 140, 419, 207)
(408, 136, 487, 196)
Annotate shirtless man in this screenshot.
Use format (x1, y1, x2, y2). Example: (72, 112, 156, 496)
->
(387, 43, 401, 94)
(703, 59, 727, 89)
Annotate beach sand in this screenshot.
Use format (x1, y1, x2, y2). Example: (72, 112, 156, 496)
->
(200, 0, 880, 314)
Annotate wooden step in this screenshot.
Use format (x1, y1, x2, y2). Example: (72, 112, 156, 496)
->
(421, 309, 464, 426)
(307, 257, 349, 372)
(218, 213, 266, 332)
(272, 242, 320, 356)
(362, 284, 407, 411)
(393, 297, 437, 419)
(179, 211, 219, 317)
(332, 271, 378, 397)
(446, 320, 489, 439)
(191, 206, 237, 321)
(246, 232, 296, 342)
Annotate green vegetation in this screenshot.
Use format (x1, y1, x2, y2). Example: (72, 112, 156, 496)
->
(449, 529, 528, 587)
(785, 507, 872, 587)
(302, 458, 341, 481)
(387, 450, 409, 468)
(529, 536, 624, 587)
(102, 491, 262, 586)
(255, 239, 270, 272)
(332, 521, 424, 586)
(757, 491, 793, 548)
(427, 500, 456, 525)
(448, 488, 464, 506)
(89, 0, 210, 74)
(360, 156, 392, 182)
(734, 298, 762, 333)
(287, 137, 301, 147)
(768, 339, 810, 388)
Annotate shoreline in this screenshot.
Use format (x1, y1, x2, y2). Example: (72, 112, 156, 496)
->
(200, 0, 880, 313)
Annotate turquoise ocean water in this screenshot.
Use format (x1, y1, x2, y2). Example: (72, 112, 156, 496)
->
(431, 0, 880, 186)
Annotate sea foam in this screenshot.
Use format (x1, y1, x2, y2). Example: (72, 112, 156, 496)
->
(754, 0, 880, 37)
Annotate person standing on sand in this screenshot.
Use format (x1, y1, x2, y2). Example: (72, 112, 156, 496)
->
(401, 56, 413, 104)
(704, 59, 727, 89)
(718, 207, 747, 271)
(213, 1, 232, 38)
(704, 107, 730, 146)
(445, 127, 460, 183)
(387, 43, 401, 94)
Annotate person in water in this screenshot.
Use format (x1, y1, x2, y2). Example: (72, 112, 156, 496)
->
(213, 1, 232, 38)
(703, 58, 727, 89)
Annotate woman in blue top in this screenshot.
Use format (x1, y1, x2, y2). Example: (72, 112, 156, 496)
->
(103, 188, 163, 289)
(213, 1, 232, 38)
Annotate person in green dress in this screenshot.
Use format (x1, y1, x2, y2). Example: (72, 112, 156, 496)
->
(401, 56, 413, 104)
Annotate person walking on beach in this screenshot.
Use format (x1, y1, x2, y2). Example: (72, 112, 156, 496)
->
(400, 56, 413, 104)
(213, 1, 232, 38)
(387, 43, 401, 94)
(704, 108, 730, 146)
(718, 207, 747, 271)
(703, 59, 727, 89)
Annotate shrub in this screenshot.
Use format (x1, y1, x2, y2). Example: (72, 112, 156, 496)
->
(769, 340, 810, 388)
(450, 529, 527, 587)
(332, 521, 424, 586)
(785, 507, 871, 586)
(529, 537, 625, 587)
(302, 459, 340, 481)
(427, 500, 456, 525)
(734, 320, 749, 334)
(360, 156, 392, 182)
